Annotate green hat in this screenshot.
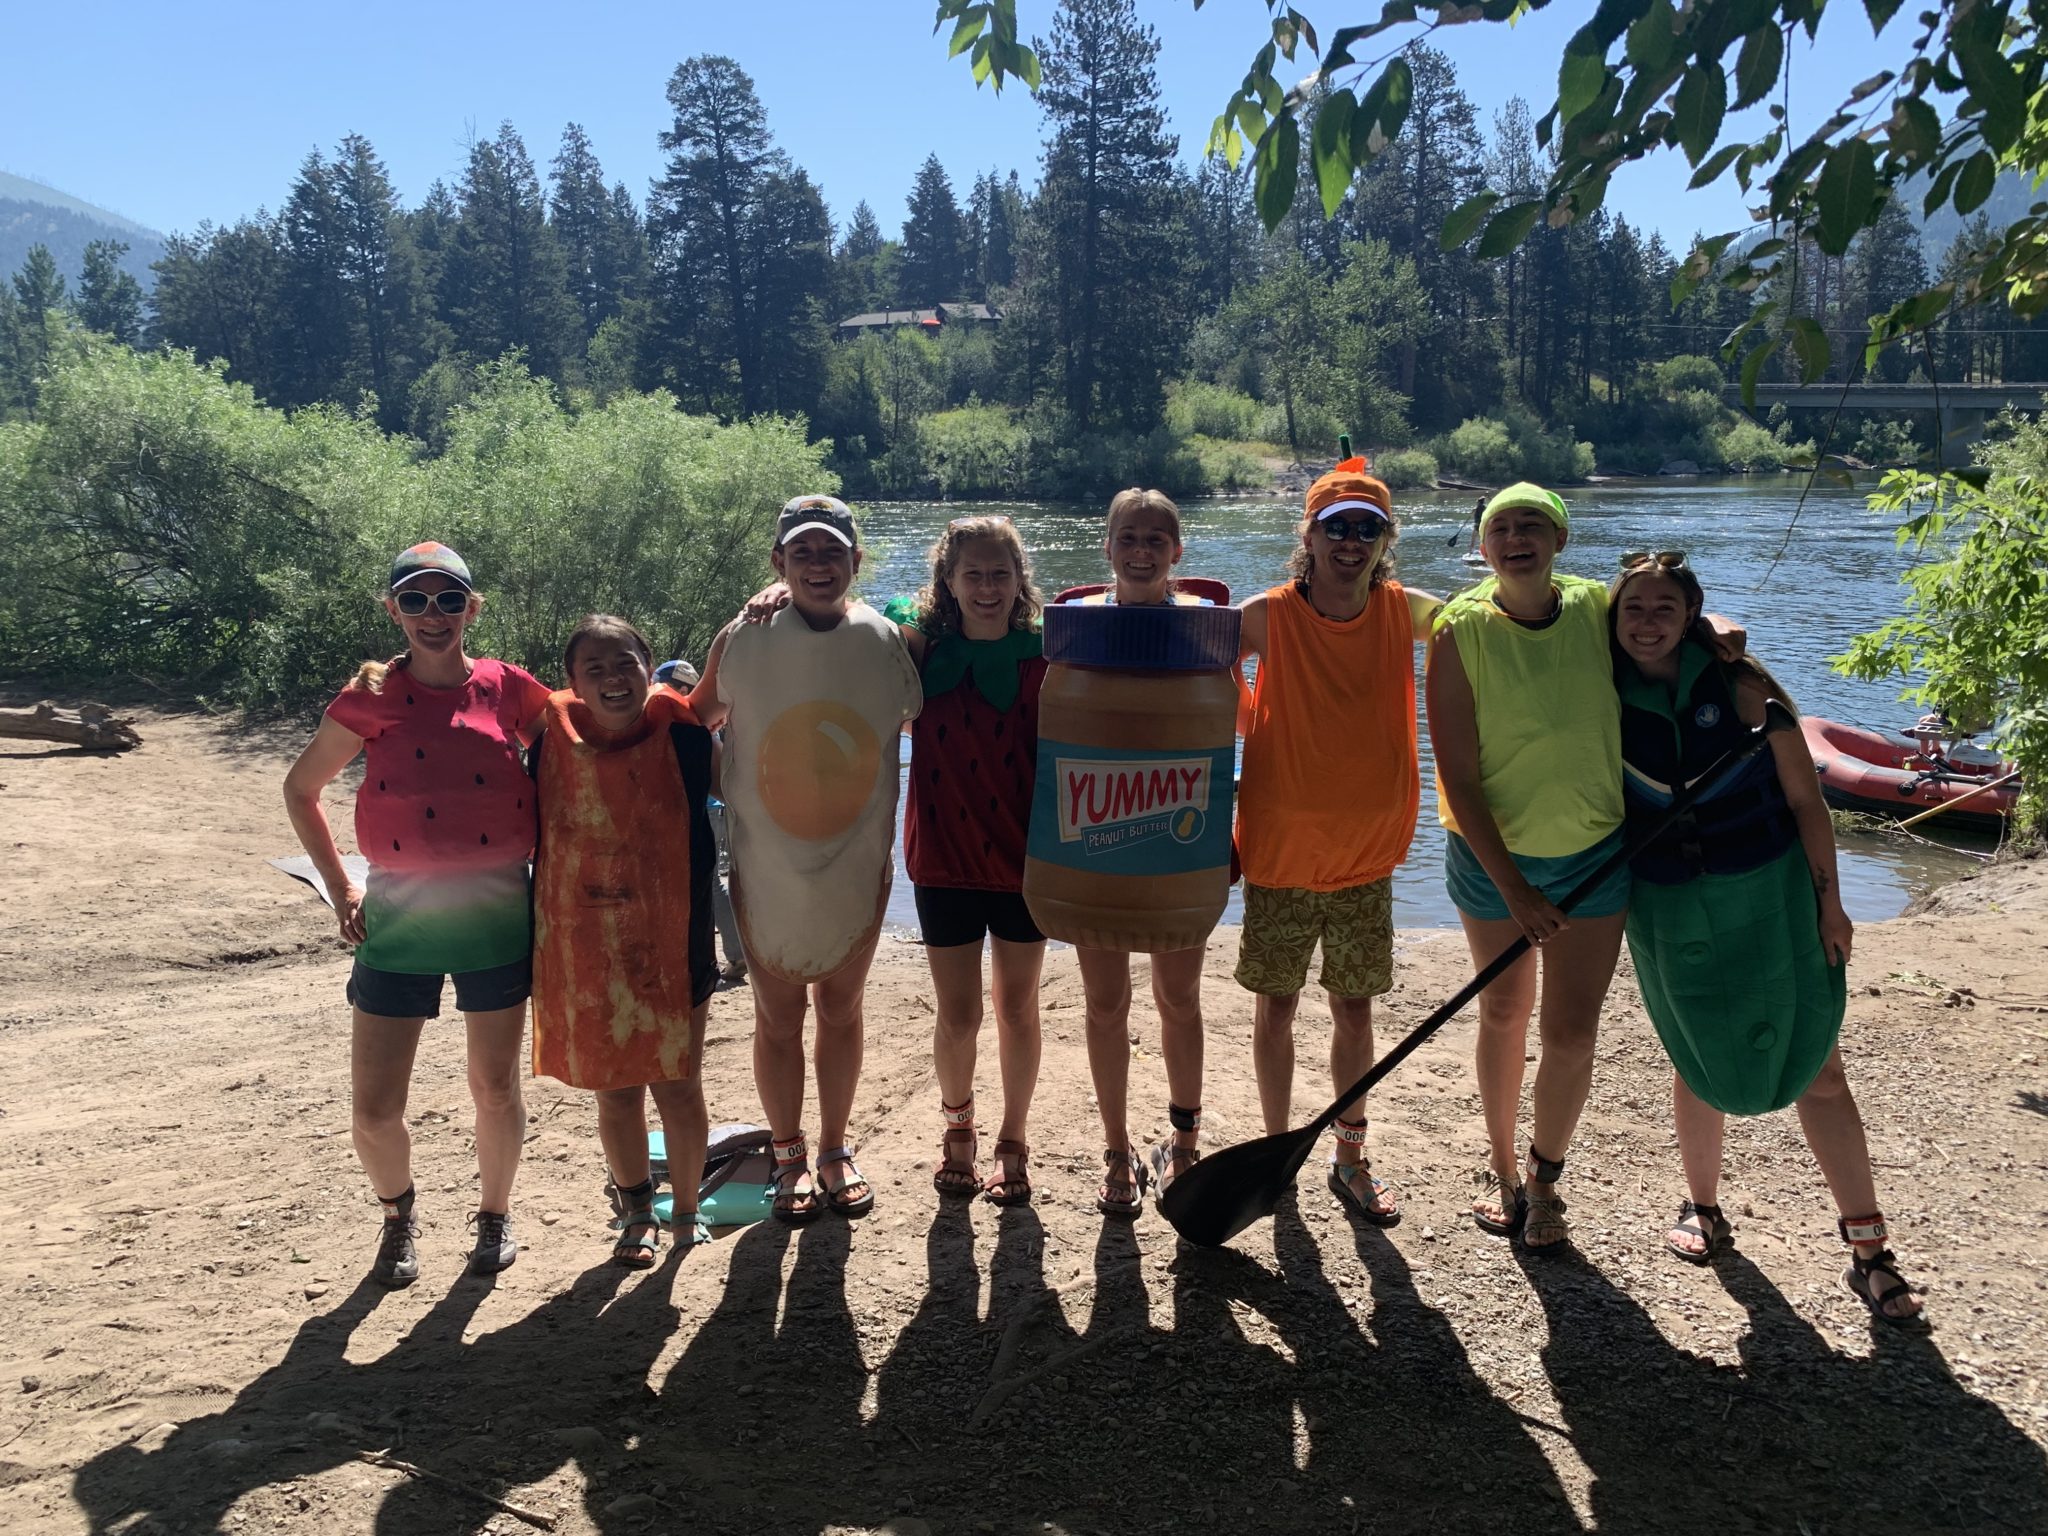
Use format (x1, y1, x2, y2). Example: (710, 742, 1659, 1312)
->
(1481, 482, 1569, 533)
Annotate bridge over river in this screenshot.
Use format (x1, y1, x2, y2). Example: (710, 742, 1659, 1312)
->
(1726, 380, 2047, 446)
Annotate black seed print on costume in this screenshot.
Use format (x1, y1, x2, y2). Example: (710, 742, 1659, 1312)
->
(968, 759, 977, 774)
(959, 808, 969, 821)
(480, 833, 489, 845)
(393, 840, 400, 851)
(379, 780, 386, 790)
(416, 747, 425, 759)
(426, 807, 435, 819)
(406, 695, 414, 705)
(516, 798, 522, 809)
(1003, 751, 1013, 767)
(936, 723, 947, 742)
(475, 773, 485, 785)
(982, 839, 993, 855)
(994, 720, 1005, 737)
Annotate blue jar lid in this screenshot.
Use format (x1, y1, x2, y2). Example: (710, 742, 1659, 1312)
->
(1043, 602, 1242, 670)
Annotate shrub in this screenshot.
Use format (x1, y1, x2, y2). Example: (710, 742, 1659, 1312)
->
(1189, 435, 1270, 491)
(1373, 447, 1438, 488)
(1713, 418, 1813, 470)
(1432, 407, 1594, 484)
(1654, 354, 1726, 397)
(1256, 398, 1344, 456)
(1853, 417, 1920, 465)
(1165, 380, 1262, 440)
(919, 404, 1027, 498)
(1432, 416, 1517, 481)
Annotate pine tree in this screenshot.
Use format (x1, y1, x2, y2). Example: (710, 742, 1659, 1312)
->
(984, 172, 1022, 292)
(331, 134, 428, 423)
(901, 154, 965, 303)
(75, 239, 146, 345)
(445, 122, 580, 377)
(550, 123, 648, 339)
(751, 167, 835, 413)
(148, 219, 289, 400)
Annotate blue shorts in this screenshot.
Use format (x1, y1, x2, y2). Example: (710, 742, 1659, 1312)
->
(1444, 829, 1630, 922)
(348, 956, 532, 1020)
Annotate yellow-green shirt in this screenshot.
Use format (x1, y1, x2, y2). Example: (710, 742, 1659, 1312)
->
(1433, 574, 1622, 858)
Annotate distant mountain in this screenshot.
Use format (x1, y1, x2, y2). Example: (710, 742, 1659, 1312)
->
(1917, 168, 2040, 265)
(0, 173, 166, 297)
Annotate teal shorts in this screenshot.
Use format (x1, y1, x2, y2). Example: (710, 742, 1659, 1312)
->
(1444, 828, 1630, 922)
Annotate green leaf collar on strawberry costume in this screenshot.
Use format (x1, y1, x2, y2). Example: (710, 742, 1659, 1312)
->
(921, 627, 1042, 712)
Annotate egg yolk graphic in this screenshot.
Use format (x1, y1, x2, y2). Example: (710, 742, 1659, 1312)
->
(757, 700, 883, 840)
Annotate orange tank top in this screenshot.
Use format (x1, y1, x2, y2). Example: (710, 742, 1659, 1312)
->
(1236, 580, 1420, 891)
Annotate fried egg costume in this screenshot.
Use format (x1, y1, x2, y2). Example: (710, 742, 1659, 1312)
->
(718, 603, 921, 983)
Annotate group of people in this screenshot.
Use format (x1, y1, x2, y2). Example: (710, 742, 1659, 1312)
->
(282, 466, 1925, 1328)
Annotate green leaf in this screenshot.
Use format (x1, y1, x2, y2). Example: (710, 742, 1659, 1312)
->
(1255, 114, 1301, 232)
(1313, 90, 1358, 218)
(1955, 37, 2027, 153)
(1814, 138, 1877, 256)
(1733, 26, 1783, 111)
(1789, 316, 1830, 382)
(1476, 201, 1543, 259)
(1441, 190, 1502, 250)
(1739, 337, 1781, 409)
(1889, 97, 1942, 163)
(948, 9, 987, 58)
(1626, 0, 1676, 69)
(1014, 44, 1041, 91)
(1688, 143, 1746, 190)
(1922, 157, 1964, 217)
(1862, 0, 1904, 34)
(1955, 149, 1996, 215)
(1559, 29, 1610, 123)
(1379, 58, 1414, 139)
(1672, 63, 1729, 167)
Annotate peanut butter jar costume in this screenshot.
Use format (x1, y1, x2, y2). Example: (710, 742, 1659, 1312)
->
(530, 687, 717, 1090)
(718, 603, 922, 983)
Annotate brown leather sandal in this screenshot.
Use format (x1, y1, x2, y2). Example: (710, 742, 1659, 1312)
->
(983, 1139, 1032, 1207)
(934, 1096, 979, 1199)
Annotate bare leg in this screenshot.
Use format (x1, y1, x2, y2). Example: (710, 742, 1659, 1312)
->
(988, 936, 1045, 1146)
(812, 930, 880, 1208)
(1525, 912, 1626, 1174)
(1668, 1071, 1728, 1257)
(1152, 947, 1205, 1168)
(926, 940, 986, 1116)
(463, 1002, 528, 1214)
(595, 1086, 652, 1187)
(1795, 1048, 1922, 1319)
(1328, 993, 1376, 1149)
(1078, 945, 1137, 1206)
(649, 1070, 709, 1221)
(750, 966, 811, 1142)
(1457, 913, 1538, 1198)
(1251, 991, 1300, 1136)
(350, 1009, 426, 1200)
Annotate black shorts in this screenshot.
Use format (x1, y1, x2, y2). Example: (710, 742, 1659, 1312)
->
(914, 885, 1045, 949)
(347, 955, 532, 1020)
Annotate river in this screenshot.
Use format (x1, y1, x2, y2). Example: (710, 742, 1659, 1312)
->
(852, 480, 1989, 933)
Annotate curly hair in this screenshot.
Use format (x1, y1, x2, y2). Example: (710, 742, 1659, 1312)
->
(1288, 511, 1399, 590)
(915, 516, 1043, 637)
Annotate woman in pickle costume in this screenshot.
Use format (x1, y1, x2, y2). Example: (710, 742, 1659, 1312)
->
(1235, 459, 1442, 1223)
(690, 496, 921, 1224)
(283, 542, 551, 1285)
(1425, 485, 1632, 1255)
(1609, 554, 1924, 1324)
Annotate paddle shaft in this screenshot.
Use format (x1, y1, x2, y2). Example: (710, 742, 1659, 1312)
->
(1895, 768, 2020, 830)
(1300, 709, 1791, 1144)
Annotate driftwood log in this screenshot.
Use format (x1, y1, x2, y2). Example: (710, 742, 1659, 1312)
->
(0, 701, 142, 751)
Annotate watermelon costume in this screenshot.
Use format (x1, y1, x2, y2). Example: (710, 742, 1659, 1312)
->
(324, 658, 552, 975)
(905, 627, 1046, 892)
(529, 688, 716, 1091)
(1620, 643, 1844, 1115)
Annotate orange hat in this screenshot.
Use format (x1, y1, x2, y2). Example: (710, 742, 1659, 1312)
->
(1305, 456, 1392, 521)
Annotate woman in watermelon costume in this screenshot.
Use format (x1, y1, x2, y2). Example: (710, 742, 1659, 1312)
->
(284, 543, 552, 1288)
(689, 496, 922, 1225)
(899, 515, 1049, 1208)
(1610, 555, 1924, 1325)
(530, 615, 718, 1267)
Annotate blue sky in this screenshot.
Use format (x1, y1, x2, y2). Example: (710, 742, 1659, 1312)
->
(5, 1, 1903, 248)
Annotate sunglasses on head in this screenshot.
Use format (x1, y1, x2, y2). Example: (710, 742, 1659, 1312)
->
(1318, 512, 1391, 544)
(392, 587, 471, 616)
(1619, 549, 1687, 571)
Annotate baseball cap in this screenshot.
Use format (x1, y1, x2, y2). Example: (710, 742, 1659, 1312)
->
(389, 541, 474, 592)
(775, 494, 859, 549)
(654, 658, 699, 688)
(1305, 457, 1392, 522)
(1481, 482, 1570, 533)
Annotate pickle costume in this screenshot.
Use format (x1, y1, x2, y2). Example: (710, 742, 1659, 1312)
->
(529, 687, 717, 1091)
(1620, 641, 1844, 1115)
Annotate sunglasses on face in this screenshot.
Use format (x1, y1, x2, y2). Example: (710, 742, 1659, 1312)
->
(392, 588, 471, 616)
(1318, 513, 1390, 544)
(1619, 549, 1687, 571)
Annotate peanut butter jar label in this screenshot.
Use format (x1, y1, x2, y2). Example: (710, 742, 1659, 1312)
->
(1030, 740, 1236, 877)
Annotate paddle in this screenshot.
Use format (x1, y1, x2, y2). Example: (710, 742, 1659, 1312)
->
(1161, 698, 1800, 1248)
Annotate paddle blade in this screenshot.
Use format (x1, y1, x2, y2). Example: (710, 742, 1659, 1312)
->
(1159, 1125, 1319, 1247)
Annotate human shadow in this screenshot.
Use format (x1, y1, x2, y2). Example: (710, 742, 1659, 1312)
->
(2014, 1087, 2047, 1117)
(70, 1253, 690, 1534)
(1515, 1238, 2048, 1533)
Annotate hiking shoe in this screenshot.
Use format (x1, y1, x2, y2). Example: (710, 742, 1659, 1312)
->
(468, 1210, 517, 1274)
(372, 1213, 420, 1289)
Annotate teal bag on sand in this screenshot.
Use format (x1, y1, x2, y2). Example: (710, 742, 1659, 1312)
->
(647, 1124, 776, 1228)
(1625, 843, 1846, 1116)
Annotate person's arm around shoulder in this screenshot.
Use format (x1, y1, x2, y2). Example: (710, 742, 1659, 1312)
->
(889, 613, 924, 722)
(1403, 585, 1443, 643)
(1737, 673, 1852, 964)
(1425, 626, 1569, 945)
(687, 622, 739, 732)
(283, 717, 369, 945)
(1235, 593, 1270, 737)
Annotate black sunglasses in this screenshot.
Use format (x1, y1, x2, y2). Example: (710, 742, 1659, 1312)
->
(1318, 512, 1391, 544)
(393, 588, 471, 616)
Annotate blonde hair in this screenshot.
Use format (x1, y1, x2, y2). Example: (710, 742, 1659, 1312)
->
(349, 653, 408, 694)
(1105, 486, 1183, 546)
(916, 516, 1043, 637)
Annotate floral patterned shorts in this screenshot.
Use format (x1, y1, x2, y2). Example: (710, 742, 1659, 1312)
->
(1234, 877, 1395, 1000)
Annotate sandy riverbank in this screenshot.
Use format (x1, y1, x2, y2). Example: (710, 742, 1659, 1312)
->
(1, 703, 2043, 1535)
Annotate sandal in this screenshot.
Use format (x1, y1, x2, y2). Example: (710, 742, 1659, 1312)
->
(1097, 1145, 1145, 1218)
(934, 1097, 980, 1199)
(1520, 1146, 1570, 1256)
(1328, 1117, 1398, 1225)
(1147, 1103, 1202, 1205)
(608, 1176, 661, 1269)
(669, 1208, 712, 1249)
(1665, 1199, 1730, 1265)
(1470, 1165, 1525, 1236)
(769, 1134, 823, 1226)
(816, 1146, 876, 1219)
(983, 1139, 1032, 1207)
(1840, 1214, 1927, 1328)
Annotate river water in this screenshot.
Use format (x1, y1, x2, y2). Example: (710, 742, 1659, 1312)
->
(852, 481, 1987, 933)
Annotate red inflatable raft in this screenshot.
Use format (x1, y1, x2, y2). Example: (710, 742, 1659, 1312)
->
(1801, 717, 2020, 832)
